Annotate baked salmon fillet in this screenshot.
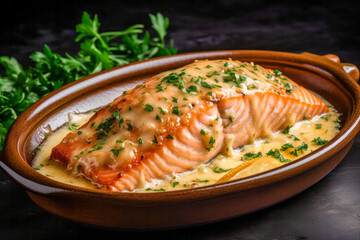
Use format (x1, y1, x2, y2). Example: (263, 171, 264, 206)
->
(51, 59, 329, 191)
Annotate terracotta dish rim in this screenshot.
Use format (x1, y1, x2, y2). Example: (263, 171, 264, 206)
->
(1, 50, 359, 206)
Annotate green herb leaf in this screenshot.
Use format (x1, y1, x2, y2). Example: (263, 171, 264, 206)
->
(166, 134, 174, 140)
(212, 166, 232, 173)
(172, 106, 180, 115)
(195, 179, 209, 183)
(144, 103, 154, 112)
(290, 135, 300, 141)
(267, 148, 291, 163)
(0, 12, 176, 151)
(111, 147, 125, 157)
(243, 152, 263, 160)
(312, 137, 328, 145)
(282, 125, 292, 134)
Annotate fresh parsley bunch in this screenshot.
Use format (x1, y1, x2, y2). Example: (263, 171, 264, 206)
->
(0, 12, 177, 151)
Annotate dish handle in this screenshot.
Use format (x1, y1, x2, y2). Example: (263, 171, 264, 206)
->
(301, 52, 359, 82)
(321, 53, 359, 82)
(322, 54, 359, 82)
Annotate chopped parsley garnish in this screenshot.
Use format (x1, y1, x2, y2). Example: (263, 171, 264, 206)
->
(222, 69, 246, 87)
(119, 118, 124, 127)
(95, 131, 106, 140)
(266, 73, 273, 79)
(321, 114, 330, 121)
(162, 72, 186, 84)
(152, 135, 158, 144)
(116, 139, 126, 143)
(156, 115, 162, 122)
(155, 84, 167, 92)
(77, 131, 83, 135)
(96, 111, 120, 133)
(212, 166, 232, 173)
(289, 134, 300, 141)
(158, 107, 166, 115)
(290, 134, 300, 141)
(144, 104, 154, 112)
(290, 142, 308, 156)
(87, 145, 103, 153)
(112, 111, 119, 117)
(282, 125, 292, 134)
(137, 139, 143, 144)
(206, 71, 220, 78)
(66, 123, 79, 130)
(172, 106, 180, 115)
(205, 136, 216, 151)
(243, 152, 263, 160)
(195, 179, 209, 183)
(267, 148, 291, 163)
(284, 82, 296, 94)
(247, 84, 258, 89)
(274, 69, 282, 77)
(312, 137, 328, 145)
(200, 129, 206, 135)
(316, 124, 322, 129)
(172, 181, 180, 187)
(146, 188, 166, 192)
(280, 143, 294, 151)
(186, 85, 198, 94)
(166, 134, 174, 140)
(162, 72, 197, 94)
(201, 81, 217, 89)
(172, 96, 178, 103)
(127, 123, 133, 130)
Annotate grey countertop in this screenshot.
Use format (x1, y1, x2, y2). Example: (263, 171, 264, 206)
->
(1, 1, 359, 239)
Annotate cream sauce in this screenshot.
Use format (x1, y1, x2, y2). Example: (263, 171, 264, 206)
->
(32, 105, 340, 192)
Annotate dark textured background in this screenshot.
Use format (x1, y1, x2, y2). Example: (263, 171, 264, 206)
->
(1, 1, 359, 239)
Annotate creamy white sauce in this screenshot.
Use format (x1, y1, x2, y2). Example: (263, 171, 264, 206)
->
(32, 104, 340, 192)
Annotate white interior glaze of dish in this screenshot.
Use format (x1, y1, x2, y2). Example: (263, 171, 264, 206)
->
(32, 98, 340, 192)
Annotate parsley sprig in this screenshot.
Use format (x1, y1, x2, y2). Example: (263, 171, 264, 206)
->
(0, 12, 176, 151)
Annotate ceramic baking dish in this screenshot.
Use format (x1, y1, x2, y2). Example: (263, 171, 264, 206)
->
(1, 50, 359, 230)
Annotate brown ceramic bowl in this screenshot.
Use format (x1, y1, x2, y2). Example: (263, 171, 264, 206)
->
(1, 50, 360, 230)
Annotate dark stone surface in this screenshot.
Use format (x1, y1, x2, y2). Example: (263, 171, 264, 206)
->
(0, 1, 359, 239)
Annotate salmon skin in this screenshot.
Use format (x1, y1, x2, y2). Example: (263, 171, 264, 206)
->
(50, 59, 329, 191)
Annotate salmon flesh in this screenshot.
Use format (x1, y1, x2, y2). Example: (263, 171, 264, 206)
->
(51, 60, 329, 191)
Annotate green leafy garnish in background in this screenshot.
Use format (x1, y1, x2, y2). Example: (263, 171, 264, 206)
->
(0, 12, 177, 151)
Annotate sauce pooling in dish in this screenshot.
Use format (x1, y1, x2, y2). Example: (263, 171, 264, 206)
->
(32, 106, 340, 191)
(32, 59, 339, 192)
